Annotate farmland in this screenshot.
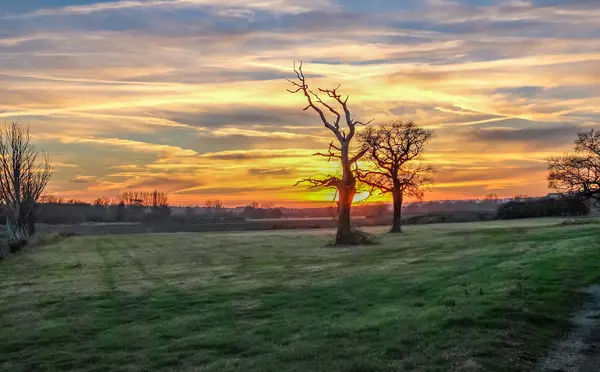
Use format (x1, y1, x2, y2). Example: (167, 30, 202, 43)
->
(1, 218, 600, 371)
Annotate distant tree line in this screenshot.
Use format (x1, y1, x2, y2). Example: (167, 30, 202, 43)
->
(36, 190, 171, 224)
(35, 196, 293, 225)
(496, 196, 588, 220)
(178, 201, 284, 223)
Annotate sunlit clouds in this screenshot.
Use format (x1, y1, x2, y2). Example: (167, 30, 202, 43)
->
(1, 0, 599, 205)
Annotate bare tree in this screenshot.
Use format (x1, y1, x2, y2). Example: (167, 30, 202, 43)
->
(358, 121, 434, 233)
(205, 199, 224, 213)
(120, 190, 168, 208)
(288, 62, 372, 245)
(120, 191, 141, 206)
(149, 190, 168, 208)
(39, 194, 62, 204)
(485, 193, 499, 201)
(93, 197, 111, 207)
(0, 122, 52, 240)
(261, 202, 275, 209)
(548, 129, 600, 205)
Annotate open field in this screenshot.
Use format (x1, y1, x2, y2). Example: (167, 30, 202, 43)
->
(35, 216, 563, 237)
(1, 218, 600, 371)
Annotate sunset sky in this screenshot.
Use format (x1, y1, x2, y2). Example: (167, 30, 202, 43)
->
(1, 0, 599, 206)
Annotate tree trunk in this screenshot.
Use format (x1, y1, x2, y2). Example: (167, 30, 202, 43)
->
(390, 183, 403, 233)
(334, 140, 358, 245)
(335, 185, 355, 244)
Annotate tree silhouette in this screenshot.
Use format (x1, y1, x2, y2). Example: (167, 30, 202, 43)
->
(358, 121, 434, 233)
(0, 122, 52, 240)
(288, 62, 373, 245)
(548, 129, 600, 206)
(205, 199, 224, 212)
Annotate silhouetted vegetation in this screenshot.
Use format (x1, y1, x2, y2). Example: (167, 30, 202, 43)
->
(496, 196, 588, 220)
(549, 129, 600, 204)
(36, 190, 171, 224)
(404, 210, 496, 225)
(241, 204, 284, 219)
(289, 62, 374, 245)
(358, 121, 434, 233)
(0, 122, 51, 241)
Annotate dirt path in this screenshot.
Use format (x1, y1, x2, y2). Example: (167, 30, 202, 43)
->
(539, 285, 600, 371)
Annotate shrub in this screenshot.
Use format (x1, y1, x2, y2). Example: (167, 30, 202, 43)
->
(496, 197, 588, 220)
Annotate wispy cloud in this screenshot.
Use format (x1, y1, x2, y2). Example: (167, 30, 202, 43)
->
(3, 0, 338, 19)
(3, 0, 600, 204)
(39, 134, 198, 158)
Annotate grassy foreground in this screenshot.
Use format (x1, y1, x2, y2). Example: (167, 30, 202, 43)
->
(1, 219, 600, 371)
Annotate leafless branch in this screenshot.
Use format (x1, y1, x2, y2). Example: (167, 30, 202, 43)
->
(357, 120, 434, 199)
(0, 122, 52, 239)
(295, 176, 341, 189)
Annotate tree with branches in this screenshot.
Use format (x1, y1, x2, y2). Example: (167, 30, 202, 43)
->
(0, 122, 52, 240)
(548, 129, 600, 207)
(205, 199, 224, 212)
(288, 62, 373, 245)
(358, 121, 434, 233)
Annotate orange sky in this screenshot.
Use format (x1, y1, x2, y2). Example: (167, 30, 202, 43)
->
(1, 0, 598, 207)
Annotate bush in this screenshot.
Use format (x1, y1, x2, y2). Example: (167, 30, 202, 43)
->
(9, 240, 26, 253)
(403, 211, 495, 225)
(496, 197, 588, 220)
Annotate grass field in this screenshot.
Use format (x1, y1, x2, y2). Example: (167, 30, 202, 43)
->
(1, 218, 600, 371)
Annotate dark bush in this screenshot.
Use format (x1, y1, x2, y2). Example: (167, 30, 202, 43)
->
(496, 197, 588, 220)
(36, 202, 174, 225)
(403, 211, 496, 225)
(9, 240, 26, 253)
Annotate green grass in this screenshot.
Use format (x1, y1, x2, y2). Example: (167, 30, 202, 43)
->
(1, 219, 600, 371)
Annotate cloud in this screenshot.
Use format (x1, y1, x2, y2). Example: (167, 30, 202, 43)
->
(3, 0, 600, 204)
(176, 185, 285, 195)
(200, 149, 314, 161)
(41, 134, 198, 158)
(248, 168, 293, 176)
(52, 161, 78, 168)
(4, 0, 338, 19)
(69, 175, 96, 184)
(125, 175, 201, 193)
(469, 124, 581, 148)
(155, 106, 311, 128)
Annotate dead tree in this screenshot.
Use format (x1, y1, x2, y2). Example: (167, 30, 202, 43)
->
(548, 129, 600, 207)
(0, 122, 52, 240)
(358, 121, 434, 233)
(288, 62, 372, 245)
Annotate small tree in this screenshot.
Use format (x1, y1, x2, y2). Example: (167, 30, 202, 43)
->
(147, 190, 170, 222)
(114, 202, 126, 222)
(485, 193, 499, 201)
(0, 122, 51, 240)
(205, 199, 224, 213)
(261, 202, 274, 209)
(288, 62, 373, 245)
(549, 129, 600, 207)
(185, 206, 196, 222)
(358, 121, 434, 233)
